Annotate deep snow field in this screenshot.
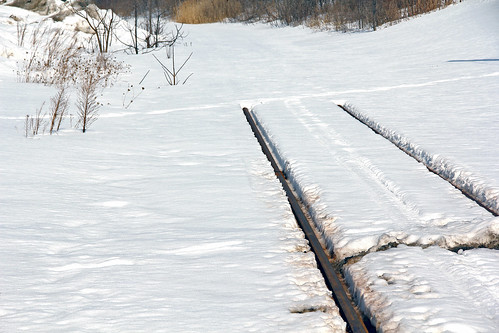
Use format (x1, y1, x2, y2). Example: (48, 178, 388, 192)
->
(1, 0, 498, 332)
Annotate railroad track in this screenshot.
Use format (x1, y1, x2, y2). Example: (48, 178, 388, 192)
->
(243, 107, 374, 333)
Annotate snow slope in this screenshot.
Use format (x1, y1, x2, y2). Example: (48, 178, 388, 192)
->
(0, 102, 344, 332)
(0, 3, 344, 332)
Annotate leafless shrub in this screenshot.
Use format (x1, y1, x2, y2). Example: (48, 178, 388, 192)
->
(16, 20, 28, 47)
(152, 24, 192, 86)
(25, 102, 47, 137)
(122, 70, 148, 109)
(18, 23, 85, 85)
(32, 102, 46, 136)
(75, 54, 122, 132)
(49, 86, 70, 134)
(50, 37, 84, 86)
(29, 22, 47, 49)
(142, 0, 169, 49)
(153, 46, 192, 86)
(117, 6, 187, 54)
(18, 20, 124, 86)
(76, 74, 100, 133)
(306, 0, 458, 31)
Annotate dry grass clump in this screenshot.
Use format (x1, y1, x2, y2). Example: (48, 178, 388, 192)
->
(18, 21, 125, 86)
(175, 0, 242, 24)
(18, 20, 125, 136)
(23, 53, 123, 136)
(18, 23, 85, 85)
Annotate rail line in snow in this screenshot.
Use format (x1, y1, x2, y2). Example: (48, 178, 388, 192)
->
(243, 107, 373, 333)
(337, 103, 498, 216)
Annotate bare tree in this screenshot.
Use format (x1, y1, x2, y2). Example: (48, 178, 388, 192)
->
(115, 0, 142, 54)
(117, 0, 180, 54)
(68, 1, 118, 53)
(142, 0, 170, 48)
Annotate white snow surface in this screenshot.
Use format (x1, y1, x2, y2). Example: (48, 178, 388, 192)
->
(345, 246, 499, 332)
(1, 0, 499, 331)
(0, 3, 344, 332)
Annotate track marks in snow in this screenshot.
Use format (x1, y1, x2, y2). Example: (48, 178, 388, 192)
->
(252, 98, 496, 261)
(285, 99, 422, 225)
(50, 258, 135, 272)
(339, 102, 499, 216)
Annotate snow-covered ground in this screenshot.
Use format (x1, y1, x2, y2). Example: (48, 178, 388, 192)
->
(1, 0, 498, 331)
(0, 101, 344, 331)
(0, 3, 344, 332)
(345, 246, 499, 332)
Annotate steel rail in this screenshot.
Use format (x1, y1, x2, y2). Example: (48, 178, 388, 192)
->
(243, 107, 371, 333)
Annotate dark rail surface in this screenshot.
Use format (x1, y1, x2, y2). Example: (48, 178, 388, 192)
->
(243, 107, 372, 333)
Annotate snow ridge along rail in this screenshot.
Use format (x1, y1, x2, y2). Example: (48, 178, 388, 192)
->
(243, 107, 372, 333)
(338, 103, 499, 216)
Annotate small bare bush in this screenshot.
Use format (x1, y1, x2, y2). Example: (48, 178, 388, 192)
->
(175, 0, 243, 24)
(18, 23, 85, 85)
(49, 86, 70, 134)
(25, 102, 47, 137)
(32, 102, 46, 136)
(122, 70, 148, 109)
(76, 74, 100, 133)
(154, 47, 193, 85)
(152, 24, 193, 86)
(16, 20, 28, 47)
(75, 54, 122, 132)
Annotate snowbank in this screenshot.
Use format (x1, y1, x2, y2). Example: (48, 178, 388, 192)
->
(8, 0, 65, 16)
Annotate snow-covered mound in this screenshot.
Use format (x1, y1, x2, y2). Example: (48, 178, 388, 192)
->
(8, 0, 66, 16)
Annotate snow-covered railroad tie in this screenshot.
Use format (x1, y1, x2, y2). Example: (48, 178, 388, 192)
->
(243, 107, 373, 333)
(248, 99, 498, 261)
(337, 103, 499, 217)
